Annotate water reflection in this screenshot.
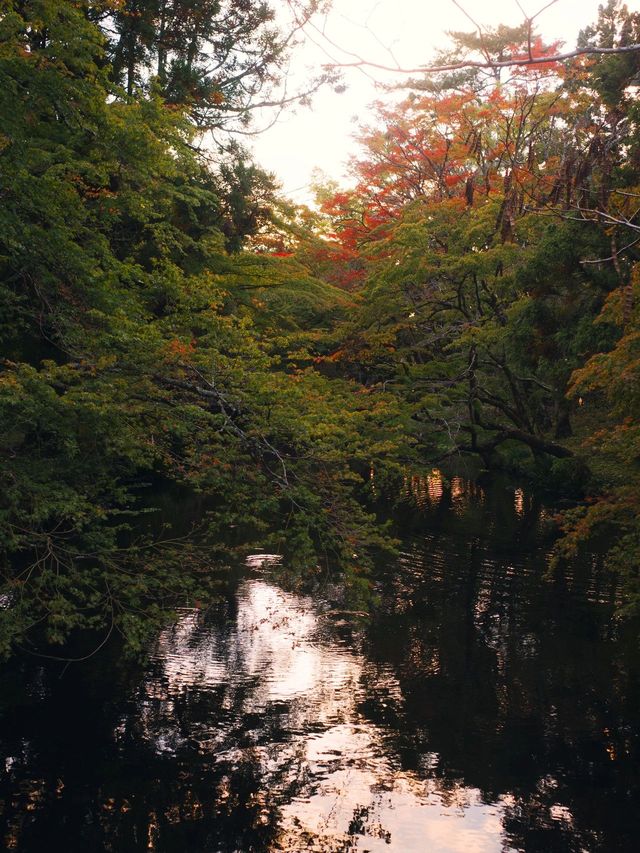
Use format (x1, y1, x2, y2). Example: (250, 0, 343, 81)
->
(0, 481, 638, 852)
(402, 470, 487, 515)
(138, 578, 514, 852)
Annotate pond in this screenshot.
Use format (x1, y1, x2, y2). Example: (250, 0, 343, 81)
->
(1, 475, 638, 851)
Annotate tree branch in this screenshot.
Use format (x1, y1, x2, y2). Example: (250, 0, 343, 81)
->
(323, 43, 640, 75)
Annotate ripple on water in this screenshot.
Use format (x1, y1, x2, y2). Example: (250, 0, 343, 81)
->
(140, 578, 519, 852)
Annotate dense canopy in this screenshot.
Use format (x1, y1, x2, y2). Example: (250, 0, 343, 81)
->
(1, 0, 640, 659)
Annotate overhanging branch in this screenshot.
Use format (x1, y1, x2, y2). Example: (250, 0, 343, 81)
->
(323, 42, 640, 75)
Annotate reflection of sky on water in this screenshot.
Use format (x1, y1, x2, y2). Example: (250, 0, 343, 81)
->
(142, 578, 517, 852)
(2, 483, 631, 853)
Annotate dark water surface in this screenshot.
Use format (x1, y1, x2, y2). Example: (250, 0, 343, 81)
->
(1, 476, 639, 852)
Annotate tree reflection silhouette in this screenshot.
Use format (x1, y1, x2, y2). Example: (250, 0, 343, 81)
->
(1, 480, 638, 852)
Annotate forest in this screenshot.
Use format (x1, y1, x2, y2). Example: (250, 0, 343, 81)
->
(1, 0, 640, 661)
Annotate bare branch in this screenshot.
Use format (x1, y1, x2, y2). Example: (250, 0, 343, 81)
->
(514, 0, 534, 60)
(530, 0, 560, 26)
(580, 237, 640, 264)
(451, 0, 492, 64)
(323, 41, 640, 75)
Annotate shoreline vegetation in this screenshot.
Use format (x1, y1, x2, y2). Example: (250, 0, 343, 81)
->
(1, 0, 640, 660)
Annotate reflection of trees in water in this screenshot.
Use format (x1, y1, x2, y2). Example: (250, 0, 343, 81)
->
(369, 525, 639, 853)
(116, 586, 350, 850)
(115, 581, 510, 851)
(130, 582, 403, 851)
(1, 513, 637, 852)
(121, 581, 522, 852)
(109, 581, 382, 851)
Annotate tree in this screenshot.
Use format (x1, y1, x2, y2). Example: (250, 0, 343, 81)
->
(312, 0, 640, 604)
(0, 0, 405, 658)
(96, 0, 338, 129)
(319, 0, 640, 76)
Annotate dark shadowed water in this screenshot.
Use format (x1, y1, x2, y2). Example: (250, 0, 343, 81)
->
(1, 474, 639, 852)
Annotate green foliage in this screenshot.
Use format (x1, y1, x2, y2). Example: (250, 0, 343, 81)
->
(310, 1, 640, 609)
(0, 0, 407, 659)
(101, 0, 334, 127)
(4, 0, 640, 657)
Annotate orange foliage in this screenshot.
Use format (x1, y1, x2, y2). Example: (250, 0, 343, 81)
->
(164, 338, 196, 361)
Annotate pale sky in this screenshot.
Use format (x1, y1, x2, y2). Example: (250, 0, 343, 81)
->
(250, 0, 611, 204)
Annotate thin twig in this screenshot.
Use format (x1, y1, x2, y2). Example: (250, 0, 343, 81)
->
(580, 237, 640, 264)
